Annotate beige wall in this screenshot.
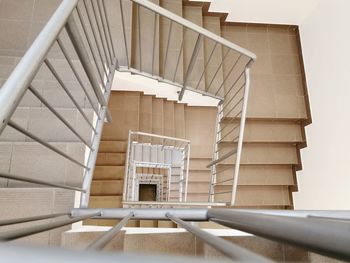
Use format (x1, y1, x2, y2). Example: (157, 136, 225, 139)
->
(294, 0, 350, 209)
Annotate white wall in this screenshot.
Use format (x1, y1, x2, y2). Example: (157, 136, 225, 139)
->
(191, 0, 319, 25)
(293, 0, 350, 209)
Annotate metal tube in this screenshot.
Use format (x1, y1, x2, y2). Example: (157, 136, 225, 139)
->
(206, 149, 237, 169)
(0, 213, 69, 227)
(130, 131, 190, 143)
(123, 130, 132, 201)
(97, 0, 114, 62)
(137, 4, 142, 71)
(66, 14, 107, 106)
(7, 120, 89, 169)
(72, 208, 208, 221)
(87, 213, 133, 250)
(217, 125, 239, 144)
(56, 38, 99, 115)
(0, 213, 100, 241)
(102, 0, 116, 57)
(179, 34, 203, 101)
(220, 83, 245, 114)
(208, 104, 221, 202)
(163, 20, 173, 78)
(75, 5, 105, 82)
(222, 70, 245, 98)
(223, 97, 244, 118)
(184, 144, 190, 202)
(172, 38, 184, 82)
(119, 0, 130, 68)
(205, 48, 230, 93)
(195, 41, 217, 91)
(167, 213, 271, 262)
(208, 209, 350, 262)
(213, 178, 233, 185)
(215, 55, 242, 96)
(151, 13, 157, 76)
(0, 0, 79, 134)
(231, 63, 252, 205)
(118, 67, 224, 101)
(28, 86, 93, 150)
(80, 62, 116, 208)
(89, 0, 111, 66)
(0, 172, 85, 192)
(44, 59, 96, 132)
(81, 0, 109, 75)
(129, 0, 256, 60)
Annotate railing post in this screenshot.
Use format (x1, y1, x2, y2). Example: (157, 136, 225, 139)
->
(184, 143, 190, 202)
(179, 34, 203, 101)
(209, 102, 222, 202)
(66, 14, 107, 106)
(230, 61, 252, 206)
(123, 130, 132, 201)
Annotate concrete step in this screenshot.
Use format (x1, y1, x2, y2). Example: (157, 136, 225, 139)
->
(93, 166, 125, 180)
(139, 94, 153, 135)
(163, 101, 175, 137)
(90, 180, 123, 196)
(214, 185, 291, 206)
(217, 143, 299, 165)
(216, 164, 295, 186)
(174, 103, 186, 138)
(188, 171, 211, 182)
(152, 97, 164, 143)
(187, 158, 211, 171)
(185, 106, 217, 159)
(102, 91, 141, 141)
(220, 119, 304, 143)
(88, 195, 122, 209)
(96, 153, 126, 166)
(99, 141, 127, 153)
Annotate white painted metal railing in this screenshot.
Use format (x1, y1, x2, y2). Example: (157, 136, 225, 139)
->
(123, 130, 191, 203)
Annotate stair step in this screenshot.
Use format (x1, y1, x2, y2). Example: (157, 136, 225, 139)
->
(174, 103, 186, 138)
(188, 171, 211, 182)
(96, 153, 126, 166)
(217, 143, 299, 165)
(216, 164, 295, 186)
(152, 98, 164, 142)
(99, 141, 127, 153)
(102, 91, 140, 141)
(88, 195, 122, 209)
(90, 180, 123, 196)
(163, 101, 175, 137)
(93, 166, 125, 180)
(214, 185, 291, 206)
(139, 95, 153, 135)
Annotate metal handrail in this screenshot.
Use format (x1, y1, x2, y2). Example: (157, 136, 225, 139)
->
(0, 0, 80, 134)
(130, 0, 256, 61)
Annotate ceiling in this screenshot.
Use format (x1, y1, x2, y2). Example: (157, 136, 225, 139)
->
(190, 0, 320, 25)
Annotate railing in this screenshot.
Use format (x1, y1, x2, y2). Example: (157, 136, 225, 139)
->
(123, 130, 191, 203)
(2, 208, 349, 262)
(108, 0, 255, 206)
(0, 0, 117, 209)
(207, 65, 252, 205)
(0, 1, 349, 262)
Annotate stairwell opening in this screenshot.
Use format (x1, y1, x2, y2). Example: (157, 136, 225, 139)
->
(139, 184, 157, 201)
